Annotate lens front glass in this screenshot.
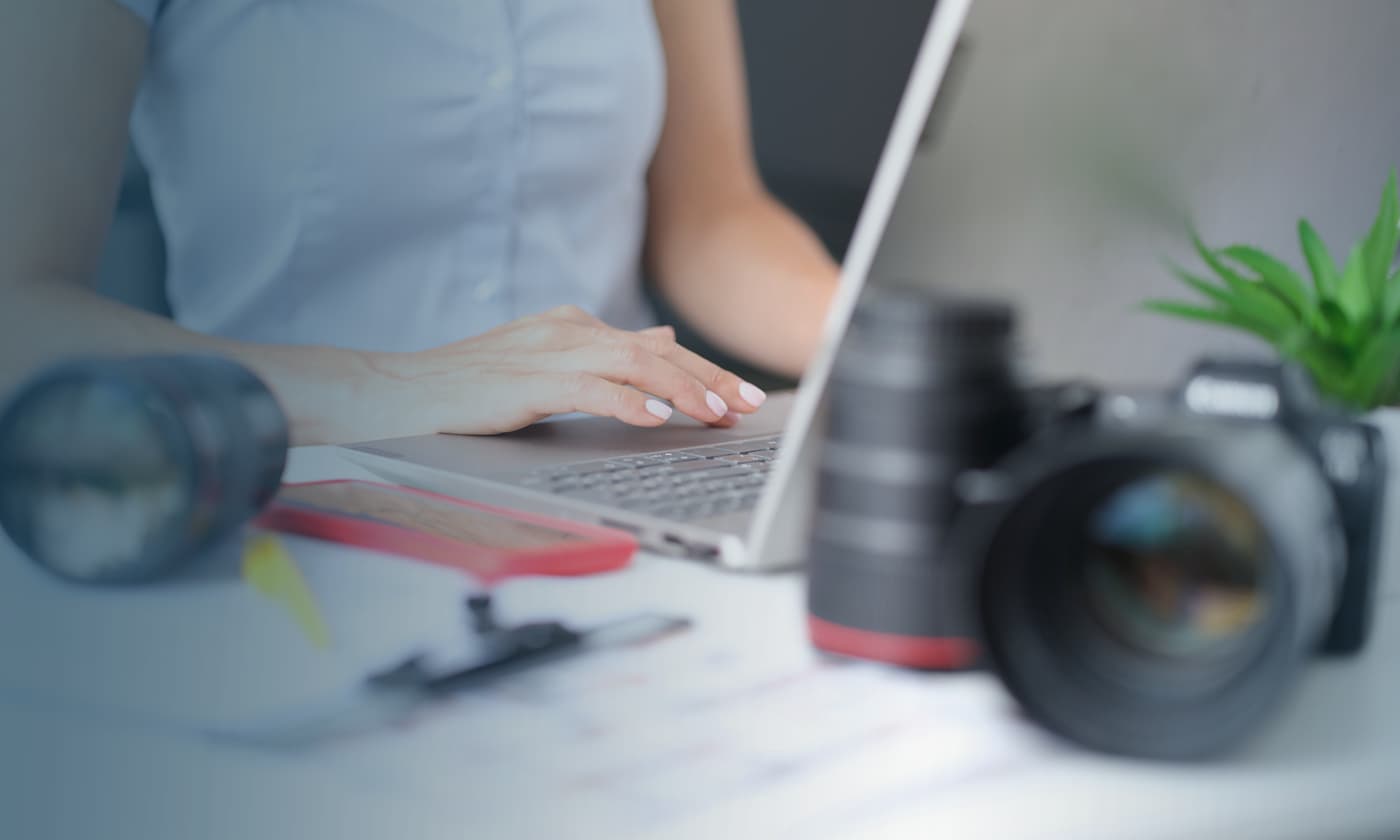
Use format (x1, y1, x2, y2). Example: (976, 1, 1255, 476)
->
(1081, 471, 1270, 661)
(0, 377, 188, 581)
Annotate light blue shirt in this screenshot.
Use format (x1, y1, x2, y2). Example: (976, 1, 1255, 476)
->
(114, 0, 666, 352)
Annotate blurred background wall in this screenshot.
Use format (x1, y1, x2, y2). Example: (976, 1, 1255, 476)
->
(738, 0, 934, 259)
(868, 0, 1400, 389)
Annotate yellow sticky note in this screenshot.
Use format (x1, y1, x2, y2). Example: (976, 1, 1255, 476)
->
(242, 533, 332, 650)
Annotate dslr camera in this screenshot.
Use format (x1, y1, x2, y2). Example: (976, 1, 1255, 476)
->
(807, 288, 1388, 760)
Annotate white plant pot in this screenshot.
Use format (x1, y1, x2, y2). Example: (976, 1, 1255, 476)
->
(1366, 406, 1400, 437)
(1366, 407, 1400, 481)
(1366, 407, 1400, 599)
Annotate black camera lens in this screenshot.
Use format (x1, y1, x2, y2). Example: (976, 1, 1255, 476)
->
(975, 423, 1345, 760)
(807, 286, 1028, 670)
(0, 356, 289, 584)
(1080, 471, 1270, 662)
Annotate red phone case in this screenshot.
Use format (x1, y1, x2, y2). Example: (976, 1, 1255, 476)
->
(255, 480, 637, 585)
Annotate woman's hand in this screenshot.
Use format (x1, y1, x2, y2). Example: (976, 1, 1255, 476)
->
(362, 305, 769, 437)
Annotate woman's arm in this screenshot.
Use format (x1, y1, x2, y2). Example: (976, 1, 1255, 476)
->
(646, 0, 841, 380)
(2, 0, 764, 445)
(1, 0, 379, 445)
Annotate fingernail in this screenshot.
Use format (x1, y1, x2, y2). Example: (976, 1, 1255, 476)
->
(738, 382, 768, 408)
(645, 399, 673, 421)
(705, 390, 729, 419)
(724, 411, 742, 424)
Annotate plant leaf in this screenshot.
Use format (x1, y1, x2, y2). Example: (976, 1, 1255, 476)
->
(1191, 234, 1297, 331)
(1219, 244, 1315, 323)
(1342, 328, 1400, 409)
(1387, 265, 1400, 327)
(1142, 300, 1278, 342)
(1282, 332, 1354, 390)
(1151, 181, 1400, 408)
(1334, 244, 1372, 324)
(1142, 300, 1235, 325)
(1165, 260, 1233, 307)
(1317, 299, 1359, 349)
(1362, 169, 1399, 301)
(1298, 219, 1340, 299)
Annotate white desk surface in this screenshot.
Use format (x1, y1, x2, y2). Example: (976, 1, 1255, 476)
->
(2, 446, 1397, 840)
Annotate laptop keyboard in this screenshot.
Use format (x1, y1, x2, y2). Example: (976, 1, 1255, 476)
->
(518, 436, 781, 522)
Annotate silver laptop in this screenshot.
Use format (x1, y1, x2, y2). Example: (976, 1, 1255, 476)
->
(341, 0, 974, 571)
(345, 0, 1400, 571)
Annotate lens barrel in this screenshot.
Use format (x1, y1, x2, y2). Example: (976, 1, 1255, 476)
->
(0, 355, 289, 584)
(974, 421, 1346, 760)
(806, 286, 1028, 670)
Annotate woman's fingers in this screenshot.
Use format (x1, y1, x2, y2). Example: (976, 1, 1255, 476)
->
(540, 304, 599, 326)
(639, 325, 676, 341)
(573, 340, 731, 424)
(605, 324, 765, 416)
(525, 308, 764, 422)
(547, 373, 676, 428)
(540, 318, 729, 424)
(656, 342, 766, 414)
(711, 411, 741, 429)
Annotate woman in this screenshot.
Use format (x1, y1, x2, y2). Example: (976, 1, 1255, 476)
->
(0, 1, 839, 444)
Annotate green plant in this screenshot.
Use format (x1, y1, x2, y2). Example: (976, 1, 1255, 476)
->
(1145, 171, 1400, 410)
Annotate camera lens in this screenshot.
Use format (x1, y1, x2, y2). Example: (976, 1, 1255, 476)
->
(975, 423, 1346, 760)
(0, 356, 289, 584)
(807, 286, 1028, 670)
(1081, 471, 1269, 662)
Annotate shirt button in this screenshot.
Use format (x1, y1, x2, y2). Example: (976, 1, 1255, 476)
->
(487, 66, 513, 92)
(474, 275, 502, 302)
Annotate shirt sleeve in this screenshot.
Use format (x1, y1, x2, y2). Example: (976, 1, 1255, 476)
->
(111, 0, 162, 25)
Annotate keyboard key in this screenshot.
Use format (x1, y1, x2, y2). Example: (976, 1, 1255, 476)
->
(709, 443, 764, 454)
(707, 437, 780, 454)
(612, 456, 659, 468)
(632, 461, 678, 472)
(665, 460, 739, 476)
(564, 462, 620, 476)
(675, 446, 740, 459)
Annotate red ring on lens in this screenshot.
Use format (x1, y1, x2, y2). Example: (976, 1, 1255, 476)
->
(808, 615, 979, 670)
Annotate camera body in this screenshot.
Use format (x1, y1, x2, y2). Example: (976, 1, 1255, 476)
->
(979, 358, 1387, 656)
(806, 289, 1388, 759)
